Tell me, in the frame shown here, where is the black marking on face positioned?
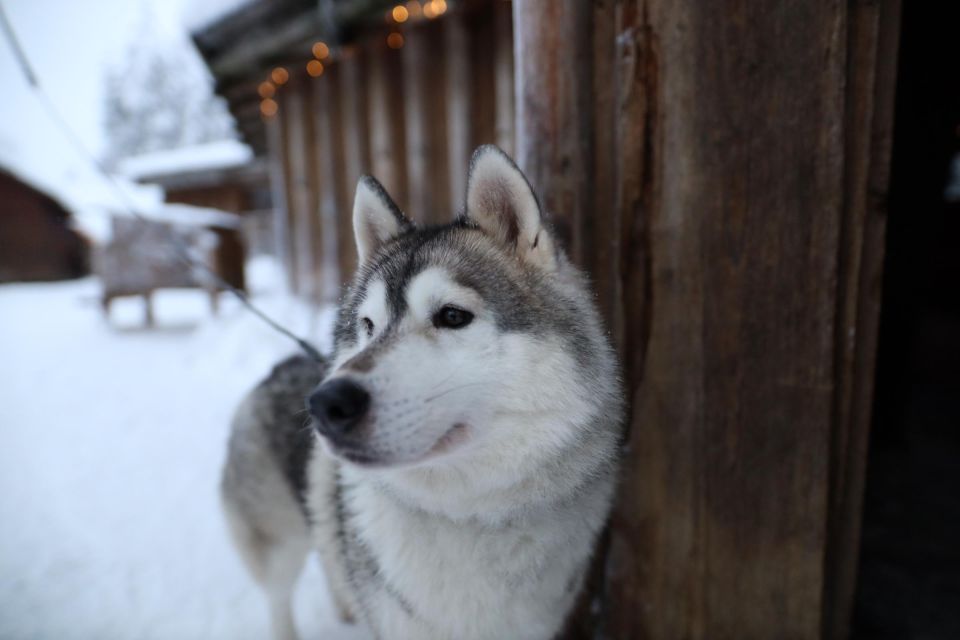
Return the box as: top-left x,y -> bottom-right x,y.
334,220 -> 595,370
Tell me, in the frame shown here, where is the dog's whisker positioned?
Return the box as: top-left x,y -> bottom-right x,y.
423,382 -> 487,404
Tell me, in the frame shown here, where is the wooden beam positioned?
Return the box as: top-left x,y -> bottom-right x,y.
280,75 -> 319,300
493,0 -> 515,156
313,62 -> 354,294
367,41 -> 409,209
445,4 -> 497,205
822,1 -> 902,637
337,49 -> 370,278
513,0 -> 593,264
402,20 -> 451,224
269,96 -> 300,293
513,0 -> 901,637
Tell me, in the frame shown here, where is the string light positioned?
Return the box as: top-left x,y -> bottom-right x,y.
256,0 -> 459,101
392,5 -> 409,22
257,81 -> 275,99
423,0 -> 446,18
387,31 -> 405,49
270,67 -> 289,85
260,98 -> 278,118
312,41 -> 330,59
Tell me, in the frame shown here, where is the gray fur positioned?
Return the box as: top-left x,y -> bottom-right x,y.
222,146 -> 624,640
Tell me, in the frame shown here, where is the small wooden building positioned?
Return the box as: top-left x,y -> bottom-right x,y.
197,0 -> 907,638
120,142 -> 274,291
0,169 -> 90,283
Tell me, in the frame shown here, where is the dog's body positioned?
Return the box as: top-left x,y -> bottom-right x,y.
222,147 -> 624,640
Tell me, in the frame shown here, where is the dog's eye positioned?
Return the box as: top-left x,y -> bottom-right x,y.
361,317 -> 374,337
434,305 -> 473,330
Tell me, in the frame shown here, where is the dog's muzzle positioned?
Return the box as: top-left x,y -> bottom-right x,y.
307,377 -> 371,440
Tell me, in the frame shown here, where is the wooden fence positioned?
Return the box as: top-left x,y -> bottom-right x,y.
262,0 -> 902,637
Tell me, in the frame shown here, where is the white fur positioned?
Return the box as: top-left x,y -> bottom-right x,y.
465,146 -> 557,271
309,266 -> 617,639
353,178 -> 406,264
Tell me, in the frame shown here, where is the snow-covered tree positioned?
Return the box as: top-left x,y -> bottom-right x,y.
102,22 -> 235,165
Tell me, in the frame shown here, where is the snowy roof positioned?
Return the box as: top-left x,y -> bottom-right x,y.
114,202 -> 241,230
117,139 -> 254,181
183,0 -> 260,32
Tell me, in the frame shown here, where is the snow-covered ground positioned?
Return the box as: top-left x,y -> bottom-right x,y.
0,258 -> 368,640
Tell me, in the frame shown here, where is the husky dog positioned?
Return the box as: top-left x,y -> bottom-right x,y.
222,146 -> 624,640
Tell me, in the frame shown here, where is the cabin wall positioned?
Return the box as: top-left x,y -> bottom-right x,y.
260,0 -> 900,636
513,1 -> 901,638
267,0 -> 514,300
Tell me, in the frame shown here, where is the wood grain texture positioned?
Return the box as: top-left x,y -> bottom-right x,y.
514,0 -> 900,637
402,20 -> 451,224
282,75 -> 320,301
367,43 -> 409,210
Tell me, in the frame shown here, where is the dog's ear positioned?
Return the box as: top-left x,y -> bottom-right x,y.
464,145 -> 556,270
353,176 -> 413,264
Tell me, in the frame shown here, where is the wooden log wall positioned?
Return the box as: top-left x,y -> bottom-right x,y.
265,0 -> 900,636
269,0 -> 514,299
514,1 -> 901,639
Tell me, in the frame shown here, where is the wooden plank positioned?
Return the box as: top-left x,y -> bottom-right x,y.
310,73 -> 340,302
822,1 -> 901,638
367,41 -> 409,209
493,0 -> 515,155
313,62 -> 354,294
272,90 -> 299,293
337,50 -> 370,279
402,20 -> 451,224
513,0 -> 593,263
445,4 -> 498,208
264,112 -> 292,286
300,76 -> 324,303
444,13 -> 471,205
514,0 -> 900,637
281,75 -> 318,300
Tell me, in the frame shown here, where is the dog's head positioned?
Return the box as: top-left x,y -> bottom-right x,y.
307,146 -> 606,471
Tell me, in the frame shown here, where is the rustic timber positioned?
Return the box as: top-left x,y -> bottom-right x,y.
492,0 -> 515,156
822,1 -> 902,638
513,0 -> 901,638
402,19 -> 451,223
366,42 -> 409,209
280,74 -> 319,300
312,63 -> 351,295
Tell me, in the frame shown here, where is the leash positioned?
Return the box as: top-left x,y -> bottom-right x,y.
0,3 -> 323,362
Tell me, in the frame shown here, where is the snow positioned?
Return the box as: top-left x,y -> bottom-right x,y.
0,257 -> 369,640
129,202 -> 241,230
117,140 -> 254,182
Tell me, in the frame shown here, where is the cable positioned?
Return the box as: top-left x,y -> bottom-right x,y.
0,2 -> 322,362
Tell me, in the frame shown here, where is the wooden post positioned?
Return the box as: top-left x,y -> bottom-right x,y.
513,0 -> 593,264
313,62 -> 354,294
341,51 -> 372,187
493,0 -> 515,156
445,3 -> 497,204
821,1 -> 901,638
265,105 -> 296,293
281,75 -> 319,300
402,20 -> 451,224
513,0 -> 901,637
367,42 -> 409,209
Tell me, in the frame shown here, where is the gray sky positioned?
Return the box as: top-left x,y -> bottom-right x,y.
0,0 -> 205,185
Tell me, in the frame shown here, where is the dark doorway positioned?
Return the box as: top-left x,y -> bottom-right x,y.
852,2 -> 960,638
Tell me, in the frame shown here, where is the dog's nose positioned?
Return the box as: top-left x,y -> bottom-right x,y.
307,378 -> 371,437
